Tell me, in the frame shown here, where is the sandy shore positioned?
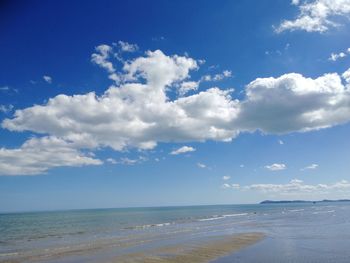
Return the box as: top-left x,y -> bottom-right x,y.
112,232 -> 265,263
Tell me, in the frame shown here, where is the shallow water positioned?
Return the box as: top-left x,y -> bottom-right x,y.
214,202 -> 350,263
1,202 -> 350,262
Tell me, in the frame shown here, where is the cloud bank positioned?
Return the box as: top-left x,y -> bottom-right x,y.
1,42 -> 350,175
222,179 -> 350,195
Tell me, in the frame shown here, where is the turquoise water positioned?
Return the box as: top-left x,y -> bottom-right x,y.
1,202 -> 350,262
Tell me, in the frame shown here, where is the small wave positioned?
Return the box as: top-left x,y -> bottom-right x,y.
198,213 -> 248,222
123,222 -> 172,230
312,210 -> 335,214
288,209 -> 304,212
198,216 -> 225,222
124,213 -> 249,229
154,223 -> 171,227
222,213 -> 248,217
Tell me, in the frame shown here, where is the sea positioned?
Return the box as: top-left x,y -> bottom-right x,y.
1,202 -> 350,262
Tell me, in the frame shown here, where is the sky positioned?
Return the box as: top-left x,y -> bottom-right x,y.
1,0 -> 350,212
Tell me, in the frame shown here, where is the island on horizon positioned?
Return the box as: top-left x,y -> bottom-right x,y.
260,199 -> 350,204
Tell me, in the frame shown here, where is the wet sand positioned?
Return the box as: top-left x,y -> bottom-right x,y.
112,232 -> 265,263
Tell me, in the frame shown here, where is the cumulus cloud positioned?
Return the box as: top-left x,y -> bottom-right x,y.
237,72 -> 350,134
117,41 -> 139,52
170,146 -> 196,155
3,50 -> 238,153
178,81 -> 199,96
178,70 -> 232,96
0,136 -> 102,176
2,43 -> 350,175
265,163 -> 286,171
222,175 -> 231,180
343,68 -> 350,84
122,50 -> 198,88
276,0 -> 350,33
91,44 -> 115,73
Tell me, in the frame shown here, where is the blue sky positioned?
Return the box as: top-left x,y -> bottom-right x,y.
1,0 -> 350,212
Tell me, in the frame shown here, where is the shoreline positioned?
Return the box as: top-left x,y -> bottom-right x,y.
111,232 -> 265,263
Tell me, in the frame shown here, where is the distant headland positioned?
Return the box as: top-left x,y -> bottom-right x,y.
260,199 -> 350,204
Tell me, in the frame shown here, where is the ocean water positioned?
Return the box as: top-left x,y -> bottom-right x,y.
1,202 -> 350,262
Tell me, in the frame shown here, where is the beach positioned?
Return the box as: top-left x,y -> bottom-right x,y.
0,232 -> 264,263
111,233 -> 264,263
1,202 -> 350,262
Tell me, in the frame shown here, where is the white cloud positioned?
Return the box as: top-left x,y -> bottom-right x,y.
178,81 -> 199,96
222,175 -> 231,180
342,68 -> 350,85
197,162 -> 207,168
329,52 -> 347,61
237,72 -> 350,134
243,179 -> 350,194
106,156 -> 144,165
123,50 -> 198,88
213,70 -> 232,81
301,163 -> 319,170
91,44 -> 115,73
117,41 -> 139,52
276,0 -> 350,33
178,69 -> 232,96
0,104 -> 13,114
278,139 -> 284,145
170,146 -> 196,155
2,44 -> 350,175
222,183 -> 240,189
265,163 -> 286,171
43,75 -> 52,84
0,136 -> 102,176
201,70 -> 232,82
3,49 -> 239,154
329,47 -> 350,61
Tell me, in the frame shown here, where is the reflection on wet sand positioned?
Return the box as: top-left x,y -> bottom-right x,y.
113,232 -> 265,263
